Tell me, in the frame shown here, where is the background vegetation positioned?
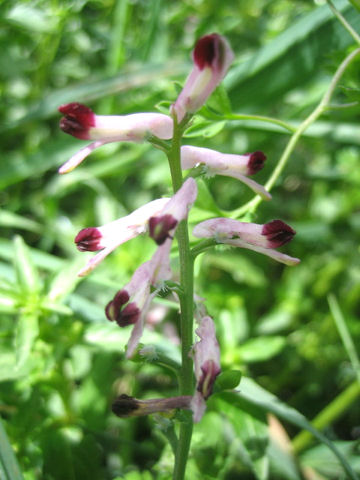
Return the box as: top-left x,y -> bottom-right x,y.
1,0 -> 360,479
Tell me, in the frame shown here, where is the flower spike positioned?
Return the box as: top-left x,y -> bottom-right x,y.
181,146 -> 271,200
191,316 -> 221,422
172,34 -> 234,122
105,239 -> 173,358
193,218 -> 300,266
58,103 -> 173,173
75,198 -> 170,277
149,178 -> 198,245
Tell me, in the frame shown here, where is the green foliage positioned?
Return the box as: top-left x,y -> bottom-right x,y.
1,0 -> 360,479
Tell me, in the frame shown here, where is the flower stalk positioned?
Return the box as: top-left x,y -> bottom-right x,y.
166,113 -> 195,480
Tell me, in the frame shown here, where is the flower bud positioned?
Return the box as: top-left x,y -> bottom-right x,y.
172,34 -> 234,122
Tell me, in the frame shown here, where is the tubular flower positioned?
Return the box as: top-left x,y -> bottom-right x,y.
172,34 -> 234,122
181,145 -> 271,200
58,103 -> 173,173
75,198 -> 170,277
149,177 -> 198,245
112,394 -> 192,418
191,316 -> 221,422
105,238 -> 172,358
193,218 -> 300,266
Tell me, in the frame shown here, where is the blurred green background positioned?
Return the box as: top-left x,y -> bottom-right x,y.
1,0 -> 360,479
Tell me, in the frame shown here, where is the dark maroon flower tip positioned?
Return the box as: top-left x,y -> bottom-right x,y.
193,33 -> 220,70
262,220 -> 296,248
149,214 -> 178,245
197,359 -> 221,400
75,227 -> 102,252
105,290 -> 139,327
247,151 -> 267,175
117,303 -> 140,327
105,290 -> 129,321
58,102 -> 95,140
112,394 -> 139,417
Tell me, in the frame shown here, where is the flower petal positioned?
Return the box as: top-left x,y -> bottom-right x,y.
172,34 -> 234,122
58,140 -> 107,174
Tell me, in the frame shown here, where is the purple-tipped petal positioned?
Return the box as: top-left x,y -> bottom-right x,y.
193,218 -> 300,266
149,214 -> 178,245
75,227 -> 103,252
75,198 -> 170,276
191,316 -> 221,422
172,34 -> 234,122
148,178 -> 197,244
105,239 -> 173,359
58,103 -> 173,173
181,146 -> 270,200
105,290 -> 141,327
59,103 -> 95,140
262,220 -> 296,248
197,359 -> 221,400
247,151 -> 267,175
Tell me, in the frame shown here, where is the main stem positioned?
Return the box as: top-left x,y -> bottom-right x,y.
167,117 -> 194,480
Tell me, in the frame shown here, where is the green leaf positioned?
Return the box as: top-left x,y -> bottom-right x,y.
183,117 -> 226,138
0,210 -> 42,234
214,369 -> 242,391
134,343 -> 181,374
220,377 -> 359,480
236,336 -> 287,363
3,63 -> 188,131
300,440 -> 360,478
268,436 -> 302,480
0,418 -> 24,480
339,86 -> 360,103
225,0 -> 360,109
15,313 -> 39,370
204,84 -> 233,115
216,398 -> 269,480
13,236 -> 40,294
47,259 -> 84,302
192,179 -> 224,216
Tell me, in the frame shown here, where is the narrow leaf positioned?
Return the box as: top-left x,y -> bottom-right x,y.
0,418 -> 24,480
13,236 -> 40,293
15,313 -> 39,370
220,377 -> 359,480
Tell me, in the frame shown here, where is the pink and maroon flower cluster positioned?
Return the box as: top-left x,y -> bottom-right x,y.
58,33 -> 299,422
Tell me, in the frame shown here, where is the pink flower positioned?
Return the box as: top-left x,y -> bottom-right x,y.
191,316 -> 221,422
172,34 -> 234,122
149,178 -> 198,245
181,145 -> 271,200
105,239 -> 172,358
193,218 -> 300,266
75,198 -> 170,277
58,103 -> 173,173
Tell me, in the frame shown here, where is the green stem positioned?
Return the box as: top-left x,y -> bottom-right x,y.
292,380 -> 360,453
326,0 -> 360,46
191,239 -> 217,258
225,113 -> 296,133
328,294 -> 360,384
167,116 -> 194,480
230,47 -> 360,219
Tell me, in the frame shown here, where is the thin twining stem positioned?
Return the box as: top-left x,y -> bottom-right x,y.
230,47 -> 360,219
224,113 -> 296,133
326,0 -> 360,46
